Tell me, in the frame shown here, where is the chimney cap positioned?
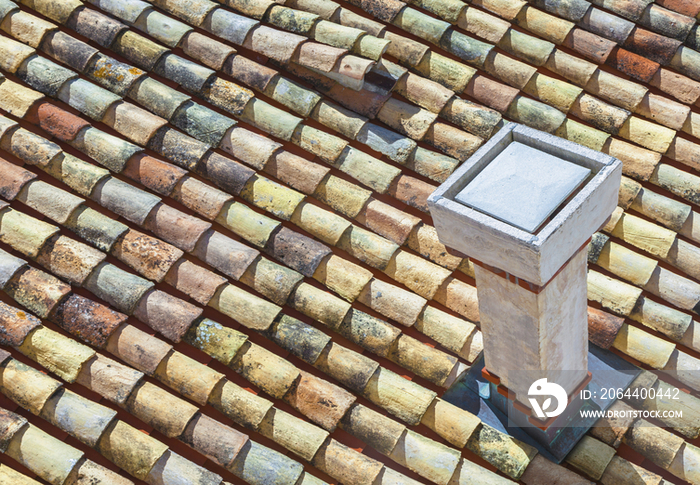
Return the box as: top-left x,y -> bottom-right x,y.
428,123 -> 622,285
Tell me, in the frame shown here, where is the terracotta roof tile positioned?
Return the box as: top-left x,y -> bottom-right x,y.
191,229 -> 258,280
181,32 -> 234,71
515,5 -> 574,45
229,440 -> 304,485
0,10 -> 57,48
152,0 -> 218,26
636,92 -> 691,131
606,48 -> 660,83
440,29 -> 493,69
564,27 -> 617,63
640,3 -> 695,41
57,78 -> 122,121
84,261 -> 155,314
625,26 -> 683,64
91,0 -> 151,24
133,10 -> 193,48
163,259 -> 225,305
0,35 -> 34,73
457,6 -> 509,43
652,67 -> 700,105
182,412 -> 248,467
0,79 -> 45,118
40,31 -> 98,74
585,69 -> 648,111
313,438 -> 384,485
66,6 -> 125,47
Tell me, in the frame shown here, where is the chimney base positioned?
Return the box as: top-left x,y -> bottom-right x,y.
443,346 -> 641,463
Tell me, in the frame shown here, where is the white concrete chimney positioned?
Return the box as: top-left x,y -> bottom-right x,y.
428,124 -> 622,423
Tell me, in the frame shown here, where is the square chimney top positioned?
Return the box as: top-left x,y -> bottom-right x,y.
428,123 -> 622,286
454,142 -> 591,234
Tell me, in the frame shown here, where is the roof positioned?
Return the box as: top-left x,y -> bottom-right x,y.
0,0 -> 697,483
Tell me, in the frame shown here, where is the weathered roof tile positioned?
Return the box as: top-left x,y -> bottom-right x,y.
70,127 -> 142,173
0,211 -> 59,261
91,177 -> 160,225
155,349 -> 224,404
7,424 -> 84,484
471,0 -> 525,19
90,0 -> 151,24
126,381 -> 198,438
147,450 -> 223,485
204,8 -> 259,45
292,124 -> 348,162
152,0 -> 217,26
17,55 -> 78,98
182,412 -> 248,468
239,257 -> 303,305
64,206 -> 128,252
210,283 -> 282,330
97,420 -> 168,480
112,29 -> 170,71
102,101 -> 168,146
40,31 -> 97,74
133,9 -> 193,48
220,126 -> 281,170
378,98 -> 438,140
123,154 -> 187,196
618,116 -> 676,153
484,51 -> 537,89
181,32 -> 235,70
0,35 -> 35,73
0,298 -> 41,348
238,98 -> 302,142
84,53 -> 145,96
243,25 -> 306,63
268,314 -> 331,364
390,429 -> 461,485
147,127 -> 207,171
41,389 -> 116,449
17,325 -> 95,382
230,440 -> 304,485
0,408 -> 27,454
264,226 -> 332,276
35,234 -> 105,285
216,201 -> 279,248
209,379 -> 272,431
84,262 -> 154,314
66,7 -> 127,47
406,147 -> 459,183
0,159 -> 35,202
650,68 -> 700,104
289,282 -> 352,327
192,229 -> 258,280
515,5 -> 574,44
555,118 -> 610,151
358,278 -> 426,325
0,79 -> 45,118
569,93 -> 630,135
425,121 -> 483,161
564,27 -> 617,63
163,259 -> 226,305
338,308 -> 400,356
184,319 -> 247,368
498,28 -> 555,66
637,92 -> 691,131
440,30 -> 493,69
112,228 -> 183,282
465,74 -> 519,113
232,341 -> 299,398
362,367 -> 437,424
457,7 -> 509,43
382,30 -> 429,66
57,78 -> 122,121
641,4 -> 695,41
1,10 -> 57,48
355,123 -> 417,165
523,72 -> 583,113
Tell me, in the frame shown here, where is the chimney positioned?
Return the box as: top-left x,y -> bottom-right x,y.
428,124 -> 622,426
